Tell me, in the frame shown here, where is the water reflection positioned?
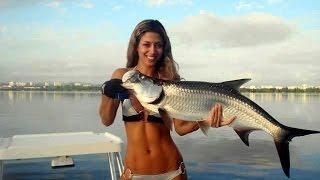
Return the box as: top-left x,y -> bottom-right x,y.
243,92 -> 320,104
0,91 -> 106,138
175,133 -> 320,179
4,155 -> 111,180
1,91 -> 320,179
1,91 -> 100,105
2,91 -> 319,105
176,135 -> 320,168
177,137 -> 283,167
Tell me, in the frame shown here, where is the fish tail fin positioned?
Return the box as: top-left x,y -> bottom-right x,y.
284,126 -> 320,139
274,139 -> 290,177
275,126 -> 320,177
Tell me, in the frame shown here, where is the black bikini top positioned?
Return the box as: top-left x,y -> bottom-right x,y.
121,99 -> 163,123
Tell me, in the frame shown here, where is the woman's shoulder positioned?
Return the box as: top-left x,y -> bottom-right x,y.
111,68 -> 130,79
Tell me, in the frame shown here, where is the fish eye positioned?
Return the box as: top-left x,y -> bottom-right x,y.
138,73 -> 146,79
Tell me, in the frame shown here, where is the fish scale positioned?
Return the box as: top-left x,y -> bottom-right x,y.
161,82 -> 269,130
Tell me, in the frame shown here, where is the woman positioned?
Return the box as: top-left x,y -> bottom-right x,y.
99,19 -> 236,180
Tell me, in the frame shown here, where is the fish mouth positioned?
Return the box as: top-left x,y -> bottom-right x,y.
121,82 -> 133,90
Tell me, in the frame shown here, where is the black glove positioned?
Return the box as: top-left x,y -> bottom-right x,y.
101,79 -> 129,100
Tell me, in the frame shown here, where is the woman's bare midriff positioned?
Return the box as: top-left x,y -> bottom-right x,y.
124,120 -> 183,175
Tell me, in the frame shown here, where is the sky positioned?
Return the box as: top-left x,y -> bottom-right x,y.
0,0 -> 319,86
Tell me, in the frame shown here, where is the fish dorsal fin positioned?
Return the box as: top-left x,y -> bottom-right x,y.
221,79 -> 251,92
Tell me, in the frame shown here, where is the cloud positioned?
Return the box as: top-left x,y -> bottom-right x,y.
234,1 -> 264,11
147,0 -> 166,6
170,11 -> 294,48
78,1 -> 94,9
112,5 -> 123,11
44,0 -> 67,13
266,0 -> 284,5
0,0 -> 41,9
235,1 -> 252,10
1,8 -> 319,86
0,0 -> 70,14
172,34 -> 320,86
0,41 -> 127,83
46,1 -> 60,8
168,12 -> 320,86
312,10 -> 320,16
0,25 -> 7,33
0,0 -> 93,11
139,0 -> 192,7
0,23 -> 126,83
234,0 -> 285,11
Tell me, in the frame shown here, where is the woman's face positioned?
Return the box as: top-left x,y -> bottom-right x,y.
136,32 -> 164,68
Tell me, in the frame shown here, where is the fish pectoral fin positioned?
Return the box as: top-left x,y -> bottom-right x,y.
234,129 -> 253,146
158,108 -> 173,131
197,121 -> 210,136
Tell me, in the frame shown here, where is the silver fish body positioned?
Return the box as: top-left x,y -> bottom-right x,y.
143,81 -> 281,136
122,70 -> 319,177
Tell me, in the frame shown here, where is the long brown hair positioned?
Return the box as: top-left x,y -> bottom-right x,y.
126,19 -> 180,80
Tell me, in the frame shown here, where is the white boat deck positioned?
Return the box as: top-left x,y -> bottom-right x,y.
0,132 -> 124,180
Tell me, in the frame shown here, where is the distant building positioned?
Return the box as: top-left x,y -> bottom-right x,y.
8,82 -> 15,86
44,82 -> 50,86
247,85 -> 256,89
288,86 -> 297,90
260,85 -> 273,89
16,82 -> 26,86
24,87 -> 40,89
53,82 -> 62,86
300,84 -> 309,90
0,85 -> 12,89
74,82 -> 82,86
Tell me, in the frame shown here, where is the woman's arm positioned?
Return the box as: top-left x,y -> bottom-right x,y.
99,68 -> 127,126
99,96 -> 120,126
173,104 -> 236,136
173,119 -> 200,136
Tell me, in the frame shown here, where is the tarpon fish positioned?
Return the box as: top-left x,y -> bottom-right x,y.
121,70 -> 319,177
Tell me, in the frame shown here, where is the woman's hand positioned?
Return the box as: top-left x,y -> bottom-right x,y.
129,92 -> 145,113
204,103 -> 236,128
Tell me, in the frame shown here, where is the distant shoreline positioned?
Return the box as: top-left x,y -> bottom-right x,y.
240,88 -> 320,93
0,88 -> 320,93
0,86 -> 100,92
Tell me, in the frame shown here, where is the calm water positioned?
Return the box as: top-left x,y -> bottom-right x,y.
1,91 -> 320,179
